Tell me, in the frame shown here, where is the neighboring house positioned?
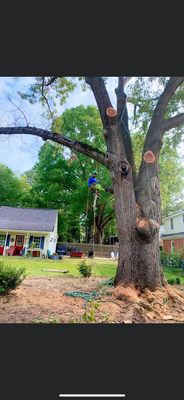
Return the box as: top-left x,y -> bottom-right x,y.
161,211 -> 184,253
0,206 -> 58,257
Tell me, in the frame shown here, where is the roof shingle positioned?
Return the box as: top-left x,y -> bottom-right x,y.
0,206 -> 57,232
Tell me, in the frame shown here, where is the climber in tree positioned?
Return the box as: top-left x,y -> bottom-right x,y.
87,170 -> 105,197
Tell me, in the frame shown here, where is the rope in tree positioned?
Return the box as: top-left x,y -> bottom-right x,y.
85,188 -> 90,242
85,188 -> 98,251
92,193 -> 98,253
145,162 -> 155,219
144,151 -> 156,220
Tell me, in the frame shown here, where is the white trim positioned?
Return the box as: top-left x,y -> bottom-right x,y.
0,229 -> 50,234
162,235 -> 184,240
171,240 -> 175,252
162,211 -> 184,220
2,232 -> 8,256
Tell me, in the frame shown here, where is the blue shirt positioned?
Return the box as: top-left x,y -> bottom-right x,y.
88,177 -> 98,187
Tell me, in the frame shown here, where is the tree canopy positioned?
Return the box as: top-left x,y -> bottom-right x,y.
1,76 -> 184,289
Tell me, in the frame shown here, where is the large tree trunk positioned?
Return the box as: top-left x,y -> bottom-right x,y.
107,123 -> 162,290
115,232 -> 162,290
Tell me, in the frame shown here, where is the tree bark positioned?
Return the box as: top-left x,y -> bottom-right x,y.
94,228 -> 103,244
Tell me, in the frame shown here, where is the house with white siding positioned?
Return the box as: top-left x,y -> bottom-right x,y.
0,206 -> 58,257
160,211 -> 184,253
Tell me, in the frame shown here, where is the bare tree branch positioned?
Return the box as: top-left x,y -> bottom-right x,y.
101,212 -> 115,228
123,77 -> 132,87
142,77 -> 184,154
161,112 -> 184,132
153,77 -> 184,120
7,96 -> 29,126
45,77 -> 58,86
116,78 -> 127,116
41,77 -> 54,119
85,77 -> 112,127
136,77 -> 184,218
0,126 -> 107,167
117,77 -> 132,90
115,77 -> 137,184
105,187 -> 114,194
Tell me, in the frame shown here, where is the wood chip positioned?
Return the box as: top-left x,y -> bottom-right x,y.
146,312 -> 155,320
163,315 -> 173,320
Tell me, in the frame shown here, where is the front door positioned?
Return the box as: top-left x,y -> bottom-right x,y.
15,235 -> 25,254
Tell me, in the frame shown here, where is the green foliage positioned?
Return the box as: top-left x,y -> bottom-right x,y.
70,301 -> 110,323
70,301 -> 99,323
82,301 -> 99,322
0,164 -> 24,206
167,277 -> 181,285
127,77 -> 184,133
77,260 -> 93,278
18,77 -> 76,119
160,251 -> 183,269
58,105 -> 105,151
32,316 -> 60,323
167,278 -> 175,285
22,106 -> 114,242
0,261 -> 26,294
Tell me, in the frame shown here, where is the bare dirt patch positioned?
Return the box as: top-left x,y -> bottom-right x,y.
1,277 -> 184,323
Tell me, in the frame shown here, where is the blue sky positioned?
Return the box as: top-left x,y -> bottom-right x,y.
0,77 -> 183,175
0,77 -> 118,174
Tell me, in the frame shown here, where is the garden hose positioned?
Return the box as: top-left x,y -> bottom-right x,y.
64,290 -> 102,301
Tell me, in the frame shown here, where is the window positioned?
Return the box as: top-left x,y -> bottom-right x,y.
0,235 -> 6,246
170,218 -> 174,230
32,237 -> 41,248
171,241 -> 175,252
16,236 -> 24,246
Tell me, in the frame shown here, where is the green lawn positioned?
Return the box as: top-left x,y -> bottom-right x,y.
163,267 -> 184,284
0,256 -> 117,278
1,256 -> 184,283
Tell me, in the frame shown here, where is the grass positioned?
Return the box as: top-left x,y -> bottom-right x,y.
163,267 -> 184,284
1,256 -> 184,284
0,256 -> 117,278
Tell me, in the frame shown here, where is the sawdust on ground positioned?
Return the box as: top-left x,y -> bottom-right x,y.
1,276 -> 184,323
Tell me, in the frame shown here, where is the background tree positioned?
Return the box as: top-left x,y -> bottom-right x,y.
1,76 -> 184,290
22,106 -> 114,243
0,164 -> 25,206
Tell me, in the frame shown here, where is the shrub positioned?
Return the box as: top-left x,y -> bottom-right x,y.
175,277 -> 181,285
77,260 -> 93,278
167,278 -> 175,285
0,261 -> 26,295
160,251 -> 183,269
